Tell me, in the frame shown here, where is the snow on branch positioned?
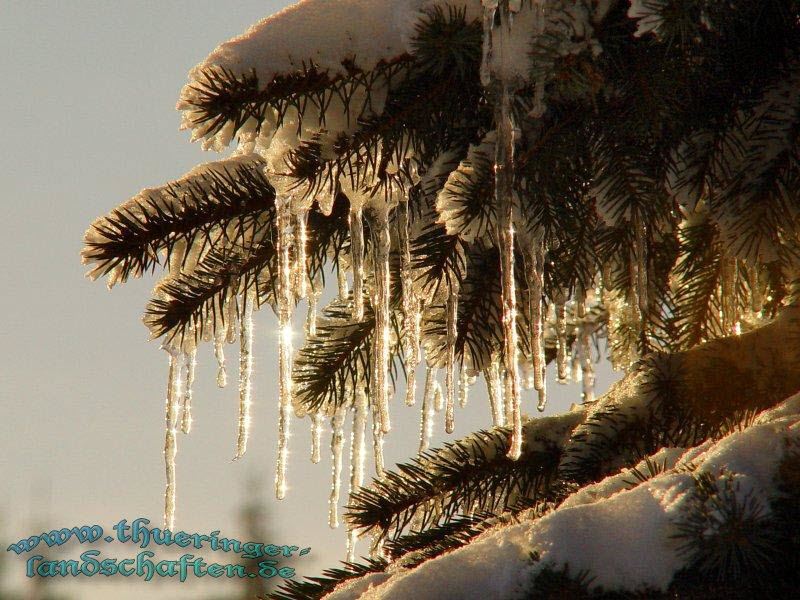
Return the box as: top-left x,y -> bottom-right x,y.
324,392 -> 800,599
177,0 -> 482,149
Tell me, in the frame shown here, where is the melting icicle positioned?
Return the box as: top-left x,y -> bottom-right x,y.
337,264 -> 350,300
235,294 -> 254,459
401,197 -> 422,407
163,348 -> 182,530
576,295 -> 595,404
349,204 -> 365,321
445,280 -> 459,433
346,530 -> 358,563
555,298 -> 568,383
480,1 -> 498,87
372,209 -> 392,434
527,244 -> 547,411
371,407 -> 385,478
486,354 -> 505,426
310,411 -> 324,464
294,209 -> 309,299
225,289 -> 237,345
180,349 -> 196,434
275,198 -> 295,500
433,380 -> 445,413
484,0 -> 522,459
350,386 -> 368,493
346,386 -> 368,561
214,335 -> 227,388
458,368 -> 470,408
328,408 -> 346,528
419,368 -> 436,453
570,345 -> 580,382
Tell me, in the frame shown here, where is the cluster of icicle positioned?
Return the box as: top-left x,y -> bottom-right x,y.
158,0 -> 619,555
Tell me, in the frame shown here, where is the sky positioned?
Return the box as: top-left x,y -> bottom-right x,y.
0,2 -> 619,599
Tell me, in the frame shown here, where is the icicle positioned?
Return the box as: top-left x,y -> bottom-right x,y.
419,368 -> 436,453
445,280 -> 459,433
225,289 -> 237,345
555,298 -> 568,383
401,197 -> 422,407
570,345 -> 581,382
294,209 -> 309,299
458,368 -> 470,408
576,296 -> 595,404
275,197 -> 295,500
214,335 -> 227,388
235,294 -> 254,459
345,385 -> 368,558
350,386 -> 368,494
349,204 -> 365,321
480,1 -> 498,87
527,244 -> 547,412
371,209 -> 392,434
486,353 -> 505,426
371,407 -> 385,478
502,364 -> 514,428
433,380 -> 445,413
346,530 -> 358,563
328,408 -> 346,528
163,348 -> 182,530
337,263 -> 350,300
310,411 -> 324,464
180,349 -> 196,434
484,0 -> 522,459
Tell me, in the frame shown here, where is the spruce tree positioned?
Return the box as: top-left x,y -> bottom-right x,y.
83,1 -> 800,597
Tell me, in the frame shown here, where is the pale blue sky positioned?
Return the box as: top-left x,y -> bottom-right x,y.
0,3 -> 618,599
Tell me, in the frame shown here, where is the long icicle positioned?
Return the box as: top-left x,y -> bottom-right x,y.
310,411 -> 324,464
295,209 -> 309,299
337,263 -> 350,300
214,334 -> 227,388
349,204 -> 365,321
555,296 -> 568,383
235,294 -> 254,459
445,279 -> 459,433
487,1 -> 522,460
180,349 -> 196,434
528,243 -> 547,411
163,348 -> 183,530
371,405 -> 385,478
276,197 -> 294,500
458,367 -> 470,408
347,385 -> 368,559
401,197 -> 422,407
576,295 -> 595,403
419,367 -> 436,453
328,407 -> 346,528
372,208 -> 392,434
486,352 -> 505,425
225,288 -> 237,345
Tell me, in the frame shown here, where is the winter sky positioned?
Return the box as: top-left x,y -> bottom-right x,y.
0,2 -> 618,599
